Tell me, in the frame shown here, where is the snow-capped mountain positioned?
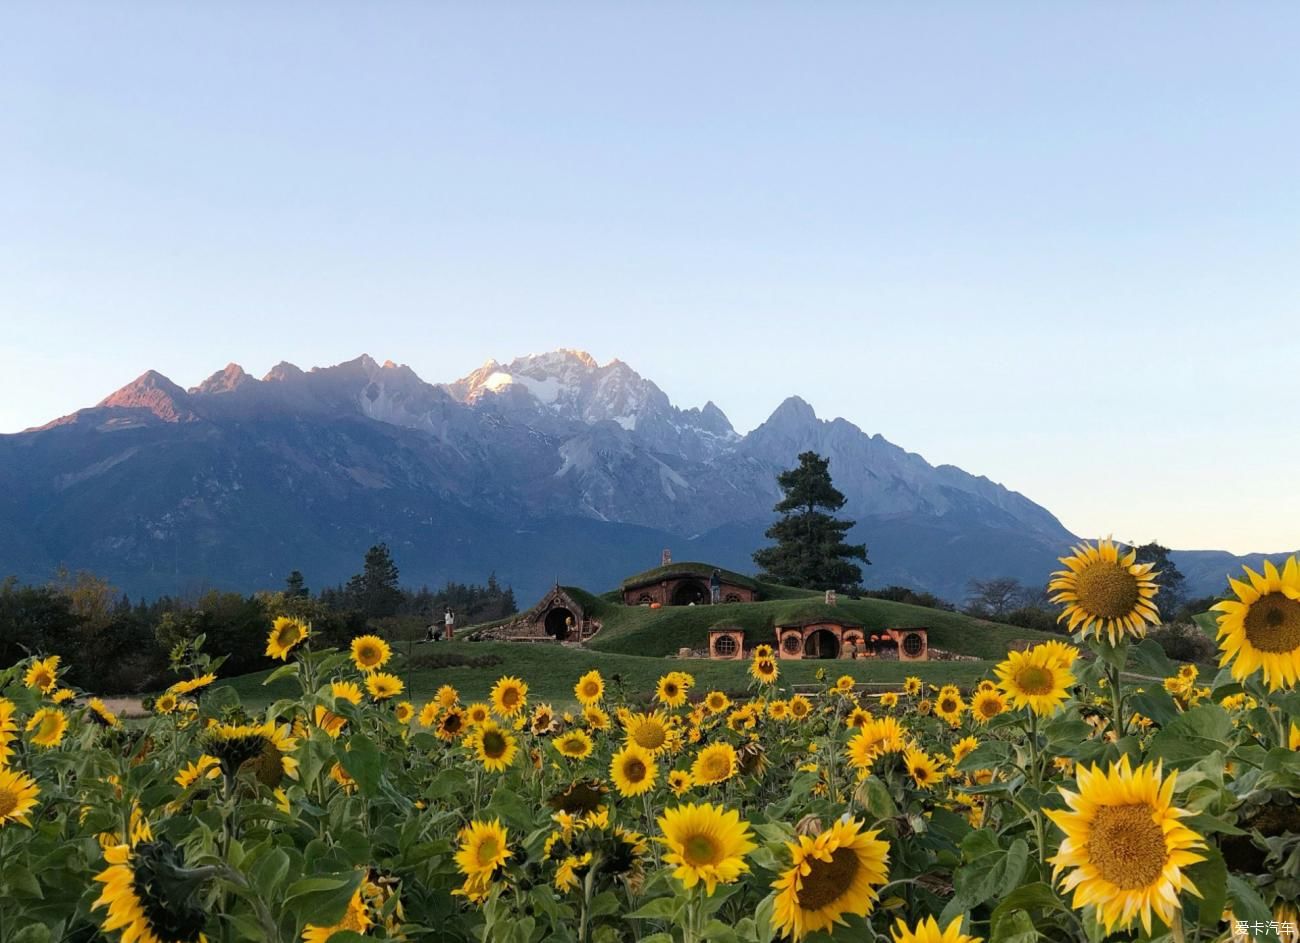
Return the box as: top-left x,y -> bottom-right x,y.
1,349 -> 1269,602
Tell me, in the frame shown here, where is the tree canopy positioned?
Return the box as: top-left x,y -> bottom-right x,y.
752,451 -> 869,593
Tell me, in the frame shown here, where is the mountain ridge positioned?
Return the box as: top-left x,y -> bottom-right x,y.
4,350 -> 1284,604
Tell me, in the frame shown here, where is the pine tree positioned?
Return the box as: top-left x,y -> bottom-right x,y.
345,544 -> 402,619
284,570 -> 308,598
752,451 -> 869,592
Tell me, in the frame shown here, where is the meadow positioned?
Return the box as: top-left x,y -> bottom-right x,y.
0,541 -> 1296,943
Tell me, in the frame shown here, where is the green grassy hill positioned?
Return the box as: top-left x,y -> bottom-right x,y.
216,580 -> 1058,712
557,589 -> 1057,660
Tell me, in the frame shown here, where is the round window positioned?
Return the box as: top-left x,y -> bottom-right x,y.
714,635 -> 737,656
902,632 -> 924,657
782,633 -> 802,654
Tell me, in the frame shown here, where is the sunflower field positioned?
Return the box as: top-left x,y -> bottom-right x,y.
0,542 -> 1298,943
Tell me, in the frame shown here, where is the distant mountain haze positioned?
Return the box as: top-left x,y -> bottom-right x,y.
3,350 -> 1287,606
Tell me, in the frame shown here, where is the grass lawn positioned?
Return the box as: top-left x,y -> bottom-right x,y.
219,640 -> 996,712
582,594 -> 1058,660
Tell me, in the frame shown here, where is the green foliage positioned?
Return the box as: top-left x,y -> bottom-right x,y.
752,452 -> 868,593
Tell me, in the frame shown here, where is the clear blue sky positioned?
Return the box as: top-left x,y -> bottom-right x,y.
2,3 -> 1297,554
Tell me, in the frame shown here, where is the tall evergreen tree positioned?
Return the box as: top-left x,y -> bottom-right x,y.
284,570 -> 308,598
345,544 -> 402,619
752,451 -> 869,592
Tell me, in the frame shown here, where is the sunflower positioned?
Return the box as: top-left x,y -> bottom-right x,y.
464,702 -> 492,726
52,687 -> 76,704
700,691 -> 730,716
657,802 -> 756,895
530,703 -> 557,735
202,722 -> 272,777
995,647 -> 1074,716
788,695 -> 813,720
1049,539 -> 1161,644
417,701 -> 440,728
240,723 -> 300,788
93,841 -> 209,943
87,698 -> 122,729
1046,755 -> 1206,934
903,677 -> 923,697
846,707 -> 872,730
611,743 -> 658,797
312,705 -> 347,739
554,851 -> 594,893
154,693 -> 181,715
691,742 -> 737,786
265,616 -> 310,661
436,707 -> 466,741
394,701 -> 415,725
970,689 -> 1007,725
668,769 -> 693,796
350,634 -> 391,673
434,683 -> 459,709
951,736 -> 979,765
331,680 -> 363,705
167,673 -> 217,697
656,672 -> 690,708
767,699 -> 791,721
772,817 -> 891,941
302,882 -> 372,943
490,676 -> 529,717
174,755 -> 221,791
834,675 -> 856,695
624,711 -> 670,753
889,916 -> 982,943
23,655 -> 60,693
753,644 -> 774,659
455,819 -> 511,883
365,672 -> 403,701
935,691 -> 965,726
751,657 -> 779,684
0,767 -> 40,827
27,708 -> 67,748
583,705 -> 610,731
1213,556 -> 1300,691
0,698 -> 17,766
554,729 -> 594,760
879,692 -> 899,709
905,748 -> 943,789
471,722 -> 518,773
573,670 -> 604,706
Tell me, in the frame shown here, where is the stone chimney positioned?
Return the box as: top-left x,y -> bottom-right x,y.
825,589 -> 837,606
662,548 -> 672,566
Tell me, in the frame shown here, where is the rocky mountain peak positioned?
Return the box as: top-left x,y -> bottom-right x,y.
97,370 -> 195,422
192,363 -> 253,395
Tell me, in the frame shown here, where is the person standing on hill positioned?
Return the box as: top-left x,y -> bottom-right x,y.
710,568 -> 722,605
444,606 -> 455,640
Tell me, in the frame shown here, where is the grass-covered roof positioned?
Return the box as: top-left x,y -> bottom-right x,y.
620,561 -> 758,590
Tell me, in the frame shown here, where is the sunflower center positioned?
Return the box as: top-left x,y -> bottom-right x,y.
1087,803 -> 1168,890
798,845 -> 860,911
0,788 -> 16,818
476,838 -> 499,867
276,624 -> 300,647
1014,666 -> 1055,696
482,731 -> 507,758
358,645 -> 377,664
633,724 -> 666,750
683,834 -> 719,866
582,683 -> 599,698
703,755 -> 730,780
1243,593 -> 1300,653
940,698 -> 958,713
502,689 -> 520,708
624,759 -> 647,782
443,715 -> 463,735
1073,562 -> 1141,619
977,698 -> 1000,718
